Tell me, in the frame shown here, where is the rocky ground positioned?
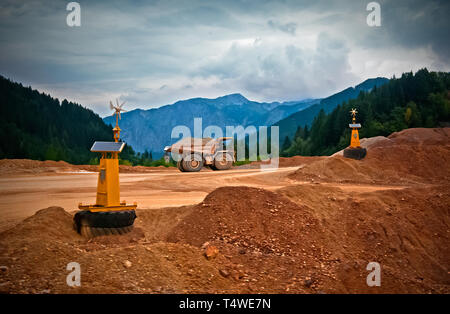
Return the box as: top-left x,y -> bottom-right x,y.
0,127 -> 448,294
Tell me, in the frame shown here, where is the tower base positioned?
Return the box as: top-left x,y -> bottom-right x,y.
73,209 -> 137,238
343,147 -> 367,160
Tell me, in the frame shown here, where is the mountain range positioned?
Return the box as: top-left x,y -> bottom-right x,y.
103,94 -> 319,155
3,69 -> 445,165
104,78 -> 388,155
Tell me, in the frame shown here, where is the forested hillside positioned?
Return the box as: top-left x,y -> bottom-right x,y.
0,76 -> 140,164
282,69 -> 450,156
274,77 -> 388,141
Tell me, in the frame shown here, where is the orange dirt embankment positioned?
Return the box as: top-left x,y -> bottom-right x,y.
0,206 -> 238,294
290,127 -> 450,184
2,182 -> 447,293
0,159 -> 175,175
167,187 -> 322,256
237,156 -> 325,169
166,184 -> 449,293
0,127 -> 448,294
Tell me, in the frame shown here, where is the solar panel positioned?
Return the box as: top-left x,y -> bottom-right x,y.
90,141 -> 126,152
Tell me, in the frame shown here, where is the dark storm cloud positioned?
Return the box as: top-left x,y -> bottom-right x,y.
0,0 -> 448,115
380,0 -> 449,63
339,0 -> 450,65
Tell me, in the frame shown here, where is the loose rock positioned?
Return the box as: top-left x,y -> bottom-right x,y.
204,245 -> 219,260
123,260 -> 132,268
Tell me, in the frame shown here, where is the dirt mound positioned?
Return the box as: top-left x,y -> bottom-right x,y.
0,206 -> 242,294
166,187 -> 336,293
0,181 -> 448,293
291,128 -> 450,184
0,206 -> 79,243
278,156 -> 326,167
78,164 -> 175,173
0,206 -> 147,247
332,136 -> 387,156
236,156 -> 324,169
0,207 -> 81,293
0,158 -> 176,175
167,184 -> 449,293
167,186 -> 322,256
0,159 -> 74,174
278,183 -> 450,293
387,127 -> 450,145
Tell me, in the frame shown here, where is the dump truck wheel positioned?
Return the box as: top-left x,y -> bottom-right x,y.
182,153 -> 203,172
343,147 -> 367,160
214,152 -> 233,170
177,160 -> 185,172
73,210 -> 136,238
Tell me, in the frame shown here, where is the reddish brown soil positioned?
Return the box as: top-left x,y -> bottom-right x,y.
0,207 -> 238,294
167,187 -> 322,256
165,184 -> 449,293
1,183 -> 447,293
237,156 -> 325,169
278,184 -> 450,293
0,159 -> 175,175
290,128 -> 450,184
0,127 -> 448,294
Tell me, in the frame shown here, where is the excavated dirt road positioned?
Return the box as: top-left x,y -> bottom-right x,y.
0,166 -> 403,232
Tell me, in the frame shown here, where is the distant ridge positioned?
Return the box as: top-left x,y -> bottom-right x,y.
273,77 -> 389,140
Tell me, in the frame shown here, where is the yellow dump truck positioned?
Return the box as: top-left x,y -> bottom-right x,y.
164,137 -> 235,172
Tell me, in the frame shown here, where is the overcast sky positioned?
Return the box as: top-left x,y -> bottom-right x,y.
0,0 -> 449,116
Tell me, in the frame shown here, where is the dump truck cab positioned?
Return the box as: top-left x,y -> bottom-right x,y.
164,137 -> 235,172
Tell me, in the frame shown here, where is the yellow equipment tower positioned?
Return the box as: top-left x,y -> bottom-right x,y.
74,100 -> 137,237
349,108 -> 361,148
343,108 -> 367,160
